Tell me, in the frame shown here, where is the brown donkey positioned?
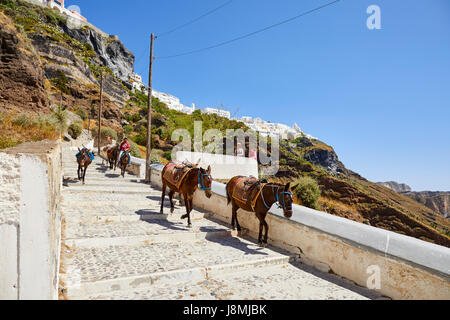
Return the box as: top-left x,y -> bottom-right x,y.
106,144 -> 119,170
76,147 -> 93,185
118,151 -> 130,177
160,161 -> 213,227
226,177 -> 293,247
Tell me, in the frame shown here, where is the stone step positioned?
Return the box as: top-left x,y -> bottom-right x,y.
80,261 -> 376,300
62,218 -> 229,242
61,192 -> 163,203
62,208 -> 211,224
63,186 -> 153,195
63,183 -> 151,191
64,177 -> 146,184
59,237 -> 294,299
63,229 -> 233,248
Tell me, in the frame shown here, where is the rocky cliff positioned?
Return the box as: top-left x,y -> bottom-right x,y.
0,0 -> 133,131
404,191 -> 450,219
0,12 -> 49,113
376,181 -> 412,193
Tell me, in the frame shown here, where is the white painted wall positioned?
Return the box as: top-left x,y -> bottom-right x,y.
0,141 -> 62,300
176,151 -> 258,179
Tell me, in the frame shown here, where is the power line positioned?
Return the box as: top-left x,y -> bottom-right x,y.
157,0 -> 340,60
158,0 -> 234,38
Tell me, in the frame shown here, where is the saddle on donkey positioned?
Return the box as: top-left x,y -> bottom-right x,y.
163,161 -> 196,189
232,176 -> 268,208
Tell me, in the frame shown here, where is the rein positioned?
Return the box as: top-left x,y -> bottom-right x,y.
197,169 -> 212,191
258,184 -> 293,210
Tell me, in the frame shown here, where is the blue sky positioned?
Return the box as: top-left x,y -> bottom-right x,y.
66,0 -> 450,191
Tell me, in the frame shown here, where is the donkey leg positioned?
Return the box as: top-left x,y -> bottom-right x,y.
232,203 -> 242,232
160,184 -> 166,214
181,193 -> 191,227
231,203 -> 238,230
82,167 -> 87,185
256,214 -> 264,246
263,220 -> 269,246
187,196 -> 194,227
168,190 -> 175,213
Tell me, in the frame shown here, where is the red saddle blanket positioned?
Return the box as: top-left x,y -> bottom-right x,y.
232,176 -> 265,208
163,162 -> 194,189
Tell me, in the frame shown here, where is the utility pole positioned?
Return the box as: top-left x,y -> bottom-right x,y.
145,33 -> 155,183
97,72 -> 103,155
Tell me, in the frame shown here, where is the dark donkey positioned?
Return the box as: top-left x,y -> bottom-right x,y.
160,161 -> 213,227
226,177 -> 293,247
106,144 -> 119,170
76,147 -> 93,185
118,151 -> 130,177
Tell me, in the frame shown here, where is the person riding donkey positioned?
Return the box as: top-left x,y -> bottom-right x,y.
118,136 -> 131,165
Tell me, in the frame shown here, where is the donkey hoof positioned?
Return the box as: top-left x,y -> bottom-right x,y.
187,223 -> 192,228
258,242 -> 267,248
181,214 -> 188,220
170,207 -> 175,214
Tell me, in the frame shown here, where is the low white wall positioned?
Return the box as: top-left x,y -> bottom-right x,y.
150,164 -> 450,300
0,140 -> 62,300
176,151 -> 258,179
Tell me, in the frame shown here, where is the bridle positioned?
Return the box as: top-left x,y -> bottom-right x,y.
259,184 -> 293,210
198,169 -> 212,191
77,148 -> 89,164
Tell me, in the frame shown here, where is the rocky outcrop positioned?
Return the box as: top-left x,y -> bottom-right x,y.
303,147 -> 346,175
30,33 -> 130,108
0,13 -> 49,113
62,26 -> 134,82
404,191 -> 450,219
377,181 -> 412,193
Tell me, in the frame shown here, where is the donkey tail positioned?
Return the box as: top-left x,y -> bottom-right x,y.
226,178 -> 235,206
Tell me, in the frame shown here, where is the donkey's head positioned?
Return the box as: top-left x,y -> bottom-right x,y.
198,165 -> 213,198
77,147 -> 90,166
279,182 -> 293,218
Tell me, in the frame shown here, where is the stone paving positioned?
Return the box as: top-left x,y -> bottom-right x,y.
59,146 -> 383,300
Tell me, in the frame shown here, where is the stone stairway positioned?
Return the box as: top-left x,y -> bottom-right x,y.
59,147 -> 382,300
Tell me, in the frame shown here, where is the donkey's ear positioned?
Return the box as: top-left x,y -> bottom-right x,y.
78,147 -> 81,152
285,182 -> 291,190
196,158 -> 201,165
207,165 -> 211,174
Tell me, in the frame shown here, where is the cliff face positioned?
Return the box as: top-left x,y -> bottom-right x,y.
376,181 -> 412,193
62,26 -> 134,83
405,192 -> 450,219
0,12 -> 49,113
0,0 -> 134,131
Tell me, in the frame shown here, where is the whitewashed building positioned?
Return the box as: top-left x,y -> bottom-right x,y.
202,108 -> 231,119
25,0 -> 88,22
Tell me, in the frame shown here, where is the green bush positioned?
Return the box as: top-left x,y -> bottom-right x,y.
50,105 -> 68,133
293,177 -> 321,210
68,122 -> 82,139
164,150 -> 172,161
75,108 -> 87,121
51,70 -> 70,95
132,132 -> 147,146
92,127 -> 118,142
12,114 -> 31,128
128,139 -> 141,158
0,0 -> 18,10
123,125 -> 133,135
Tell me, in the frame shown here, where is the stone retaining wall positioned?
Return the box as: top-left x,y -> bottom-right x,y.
150,164 -> 450,300
0,140 -> 62,299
